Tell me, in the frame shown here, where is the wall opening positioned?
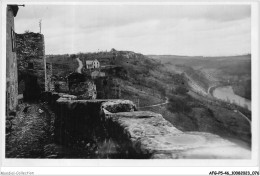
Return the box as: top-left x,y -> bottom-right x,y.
28,62 -> 34,69
19,73 -> 41,102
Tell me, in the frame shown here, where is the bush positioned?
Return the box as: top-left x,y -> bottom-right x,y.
24,30 -> 30,33
174,86 -> 189,95
167,96 -> 192,113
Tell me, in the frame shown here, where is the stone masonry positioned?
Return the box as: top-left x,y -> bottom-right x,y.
44,92 -> 251,159
15,32 -> 45,100
6,5 -> 19,113
46,62 -> 54,91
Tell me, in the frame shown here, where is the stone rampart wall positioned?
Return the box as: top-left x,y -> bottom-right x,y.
44,92 -> 251,159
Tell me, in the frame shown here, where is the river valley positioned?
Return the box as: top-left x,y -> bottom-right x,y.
213,86 -> 251,111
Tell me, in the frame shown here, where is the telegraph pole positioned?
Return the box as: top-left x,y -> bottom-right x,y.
39,19 -> 42,33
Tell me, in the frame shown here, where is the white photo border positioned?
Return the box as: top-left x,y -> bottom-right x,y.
0,0 -> 259,175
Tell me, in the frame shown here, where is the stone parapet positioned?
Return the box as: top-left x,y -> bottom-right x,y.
101,100 -> 251,159
44,92 -> 251,159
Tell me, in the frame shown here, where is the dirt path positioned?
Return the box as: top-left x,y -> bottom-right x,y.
5,102 -> 123,159
207,85 -> 214,94
234,110 -> 251,126
6,103 -> 52,158
139,97 -> 169,108
76,57 -> 83,73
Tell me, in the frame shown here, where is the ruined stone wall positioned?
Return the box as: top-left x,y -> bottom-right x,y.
6,5 -> 18,113
94,77 -> 121,99
41,92 -> 105,144
67,73 -> 97,99
16,32 -> 45,91
46,63 -> 54,91
15,32 -> 45,100
43,92 -> 250,159
70,81 -> 97,99
54,81 -> 69,93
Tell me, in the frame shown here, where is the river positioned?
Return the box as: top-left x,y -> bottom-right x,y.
212,86 -> 251,111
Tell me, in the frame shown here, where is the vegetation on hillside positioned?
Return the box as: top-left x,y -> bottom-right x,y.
47,50 -> 251,146
233,79 -> 251,100
149,54 -> 251,100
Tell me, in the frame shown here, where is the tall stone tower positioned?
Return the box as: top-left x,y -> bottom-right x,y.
15,32 -> 45,100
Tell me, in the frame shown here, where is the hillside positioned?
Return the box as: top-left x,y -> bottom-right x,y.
47,50 -> 183,106
47,50 -> 251,147
149,54 -> 251,99
148,54 -> 251,79
148,54 -> 250,68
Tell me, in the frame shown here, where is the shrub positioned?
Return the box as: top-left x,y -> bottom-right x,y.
174,86 -> 189,95
167,96 -> 192,114
24,30 -> 30,33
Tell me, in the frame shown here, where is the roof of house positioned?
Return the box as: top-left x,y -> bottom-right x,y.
86,59 -> 100,65
86,60 -> 93,65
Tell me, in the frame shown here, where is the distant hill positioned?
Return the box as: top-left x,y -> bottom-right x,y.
148,54 -> 251,72
148,54 -> 251,99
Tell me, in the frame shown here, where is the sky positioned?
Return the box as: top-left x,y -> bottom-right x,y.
14,5 -> 251,56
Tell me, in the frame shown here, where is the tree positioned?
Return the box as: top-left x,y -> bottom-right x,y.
174,86 -> 189,95
70,54 -> 76,59
24,30 -> 30,33
167,96 -> 191,114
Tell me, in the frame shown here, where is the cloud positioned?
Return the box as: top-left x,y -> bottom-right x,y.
14,4 -> 251,56
16,5 -> 250,29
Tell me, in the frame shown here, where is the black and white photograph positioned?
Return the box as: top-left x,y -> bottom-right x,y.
1,0 -> 260,175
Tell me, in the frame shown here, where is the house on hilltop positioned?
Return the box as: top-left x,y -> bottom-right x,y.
86,59 -> 100,69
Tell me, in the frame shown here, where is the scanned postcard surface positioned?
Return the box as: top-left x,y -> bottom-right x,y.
1,0 -> 259,175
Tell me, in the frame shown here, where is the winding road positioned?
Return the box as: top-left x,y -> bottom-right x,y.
76,58 -> 83,73
234,110 -> 251,126
138,97 -> 169,109
207,85 -> 215,95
